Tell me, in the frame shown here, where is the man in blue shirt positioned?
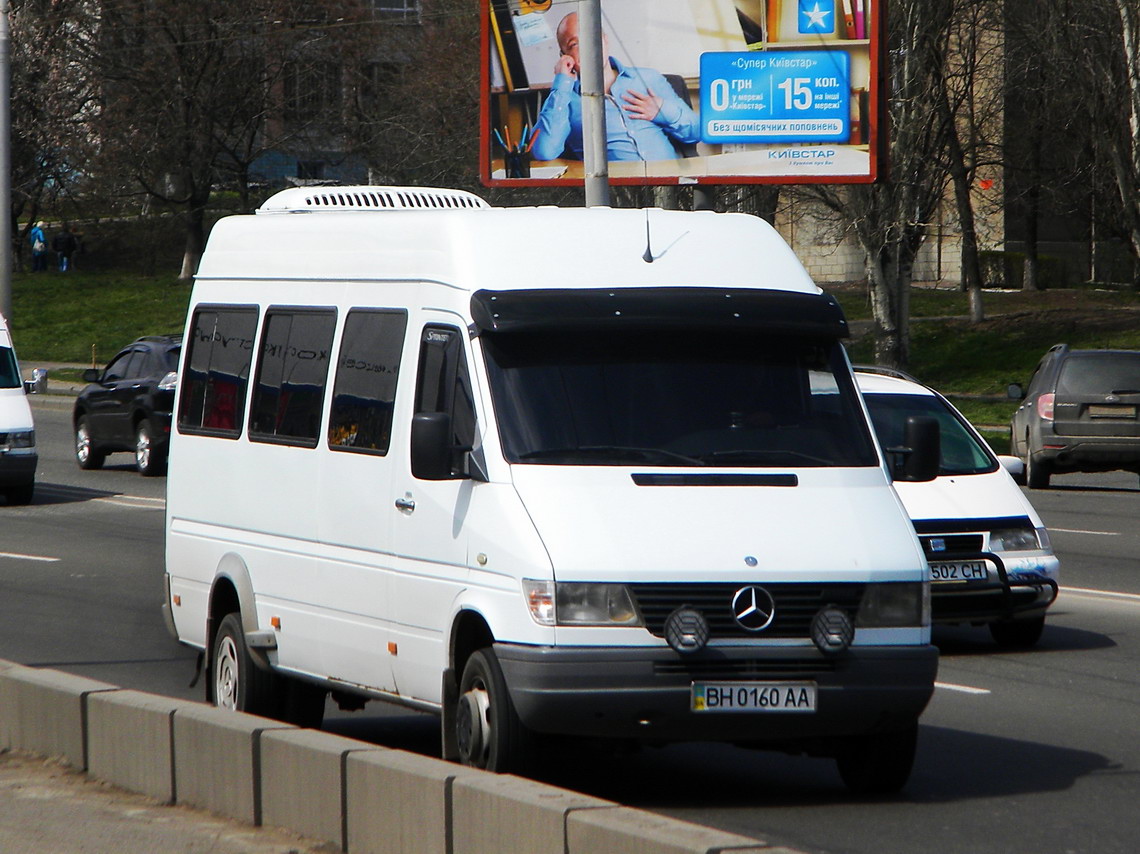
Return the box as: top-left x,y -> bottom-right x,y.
531,12 -> 700,162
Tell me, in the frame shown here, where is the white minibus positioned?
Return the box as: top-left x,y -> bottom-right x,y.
163,186 -> 940,794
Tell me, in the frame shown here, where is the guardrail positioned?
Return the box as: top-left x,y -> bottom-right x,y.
0,659 -> 789,854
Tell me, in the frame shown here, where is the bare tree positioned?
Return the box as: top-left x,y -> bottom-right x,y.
798,0 -> 955,368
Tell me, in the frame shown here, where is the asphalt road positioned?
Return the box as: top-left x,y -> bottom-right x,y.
3,396 -> 1138,854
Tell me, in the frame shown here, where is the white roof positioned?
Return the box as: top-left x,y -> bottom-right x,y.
854,370 -> 939,397
196,187 -> 819,297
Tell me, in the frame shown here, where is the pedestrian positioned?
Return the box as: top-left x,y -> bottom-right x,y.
53,227 -> 79,272
29,221 -> 48,272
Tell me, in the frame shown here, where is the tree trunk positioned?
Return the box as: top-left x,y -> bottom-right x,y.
179,202 -> 206,281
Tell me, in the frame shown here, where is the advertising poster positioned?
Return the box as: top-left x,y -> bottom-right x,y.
482,0 -> 882,187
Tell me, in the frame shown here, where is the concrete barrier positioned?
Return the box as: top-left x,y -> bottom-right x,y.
0,662 -> 117,768
261,727 -> 381,848
451,772 -> 616,854
344,747 -> 491,854
171,701 -> 294,825
87,689 -> 201,803
0,660 -> 796,854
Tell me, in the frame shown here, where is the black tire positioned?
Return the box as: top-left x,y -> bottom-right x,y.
75,416 -> 105,470
135,420 -> 167,477
1026,453 -> 1051,489
990,615 -> 1045,648
836,724 -> 918,796
5,483 -> 34,505
211,612 -> 279,717
455,648 -> 530,773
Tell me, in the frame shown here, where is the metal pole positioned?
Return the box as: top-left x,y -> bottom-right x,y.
0,0 -> 12,321
578,0 -> 609,207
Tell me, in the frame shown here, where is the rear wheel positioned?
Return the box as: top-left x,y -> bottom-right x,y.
135,420 -> 167,477
1025,453 -> 1051,489
75,416 -> 105,470
455,648 -> 530,773
212,613 -> 279,717
836,724 -> 918,796
990,615 -> 1045,648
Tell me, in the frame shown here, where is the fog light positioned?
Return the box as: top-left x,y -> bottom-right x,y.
664,607 -> 709,654
811,607 -> 854,655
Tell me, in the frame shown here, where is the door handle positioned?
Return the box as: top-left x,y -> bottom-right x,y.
394,496 -> 416,513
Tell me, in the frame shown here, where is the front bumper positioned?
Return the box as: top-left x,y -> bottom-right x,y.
930,552 -> 1059,625
494,641 -> 938,745
0,452 -> 38,487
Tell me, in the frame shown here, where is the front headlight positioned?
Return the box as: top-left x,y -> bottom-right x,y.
856,582 -> 929,628
3,429 -> 35,449
989,526 -> 1042,552
522,580 -> 642,627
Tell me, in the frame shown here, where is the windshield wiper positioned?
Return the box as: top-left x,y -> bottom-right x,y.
698,449 -> 833,465
518,445 -> 704,465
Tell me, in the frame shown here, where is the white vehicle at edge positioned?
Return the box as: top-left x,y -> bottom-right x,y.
163,186 -> 940,795
857,368 -> 1060,647
0,313 -> 37,506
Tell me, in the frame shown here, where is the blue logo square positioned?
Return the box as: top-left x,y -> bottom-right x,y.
798,0 -> 836,35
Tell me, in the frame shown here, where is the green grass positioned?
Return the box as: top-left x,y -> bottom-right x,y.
8,271 -> 191,364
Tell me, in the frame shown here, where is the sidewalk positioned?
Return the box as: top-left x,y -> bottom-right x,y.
0,750 -> 336,854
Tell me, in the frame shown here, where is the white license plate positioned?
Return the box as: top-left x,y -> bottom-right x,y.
1088,404 -> 1136,418
929,560 -> 988,582
691,682 -> 816,713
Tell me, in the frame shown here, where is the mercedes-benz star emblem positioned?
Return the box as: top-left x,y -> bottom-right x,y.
731,586 -> 776,631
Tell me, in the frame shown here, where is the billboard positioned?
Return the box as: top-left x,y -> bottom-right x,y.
482,0 -> 882,187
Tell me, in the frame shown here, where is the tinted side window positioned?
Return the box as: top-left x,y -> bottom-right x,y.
0,346 -> 18,389
250,308 -> 337,447
178,307 -> 258,437
103,351 -> 136,382
328,309 -> 407,454
414,326 -> 476,472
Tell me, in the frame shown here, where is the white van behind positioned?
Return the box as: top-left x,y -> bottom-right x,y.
163,186 -> 939,794
0,314 -> 37,505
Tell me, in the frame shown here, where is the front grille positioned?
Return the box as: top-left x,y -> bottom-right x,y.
628,582 -> 865,639
920,534 -> 984,558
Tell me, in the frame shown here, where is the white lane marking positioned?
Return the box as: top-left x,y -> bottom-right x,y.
1060,586 -> 1140,603
935,682 -> 991,695
1050,528 -> 1119,536
0,551 -> 60,562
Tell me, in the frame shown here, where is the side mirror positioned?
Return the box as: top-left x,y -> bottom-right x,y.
1007,383 -> 1025,400
82,368 -> 102,384
998,455 -> 1025,477
24,368 -> 48,395
411,412 -> 454,480
887,415 -> 941,483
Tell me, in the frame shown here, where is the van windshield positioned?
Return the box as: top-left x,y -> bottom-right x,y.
0,346 -> 19,389
481,330 -> 877,467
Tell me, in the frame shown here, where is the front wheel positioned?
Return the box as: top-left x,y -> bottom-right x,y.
212,612 -> 279,717
835,724 -> 918,796
990,615 -> 1045,648
75,416 -> 105,470
455,648 -> 530,773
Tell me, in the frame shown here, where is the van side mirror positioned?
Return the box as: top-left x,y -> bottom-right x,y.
896,415 -> 941,482
1007,383 -> 1025,400
411,412 -> 455,480
885,416 -> 940,483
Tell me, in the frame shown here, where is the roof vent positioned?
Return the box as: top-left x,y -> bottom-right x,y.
257,185 -> 491,214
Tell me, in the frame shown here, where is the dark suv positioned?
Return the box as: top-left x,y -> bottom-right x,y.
1010,345 -> 1140,488
73,335 -> 182,476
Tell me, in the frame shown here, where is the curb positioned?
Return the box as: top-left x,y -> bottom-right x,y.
0,659 -> 792,854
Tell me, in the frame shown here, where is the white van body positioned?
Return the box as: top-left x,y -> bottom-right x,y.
0,314 -> 37,505
164,187 -> 938,792
857,370 -> 1059,647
